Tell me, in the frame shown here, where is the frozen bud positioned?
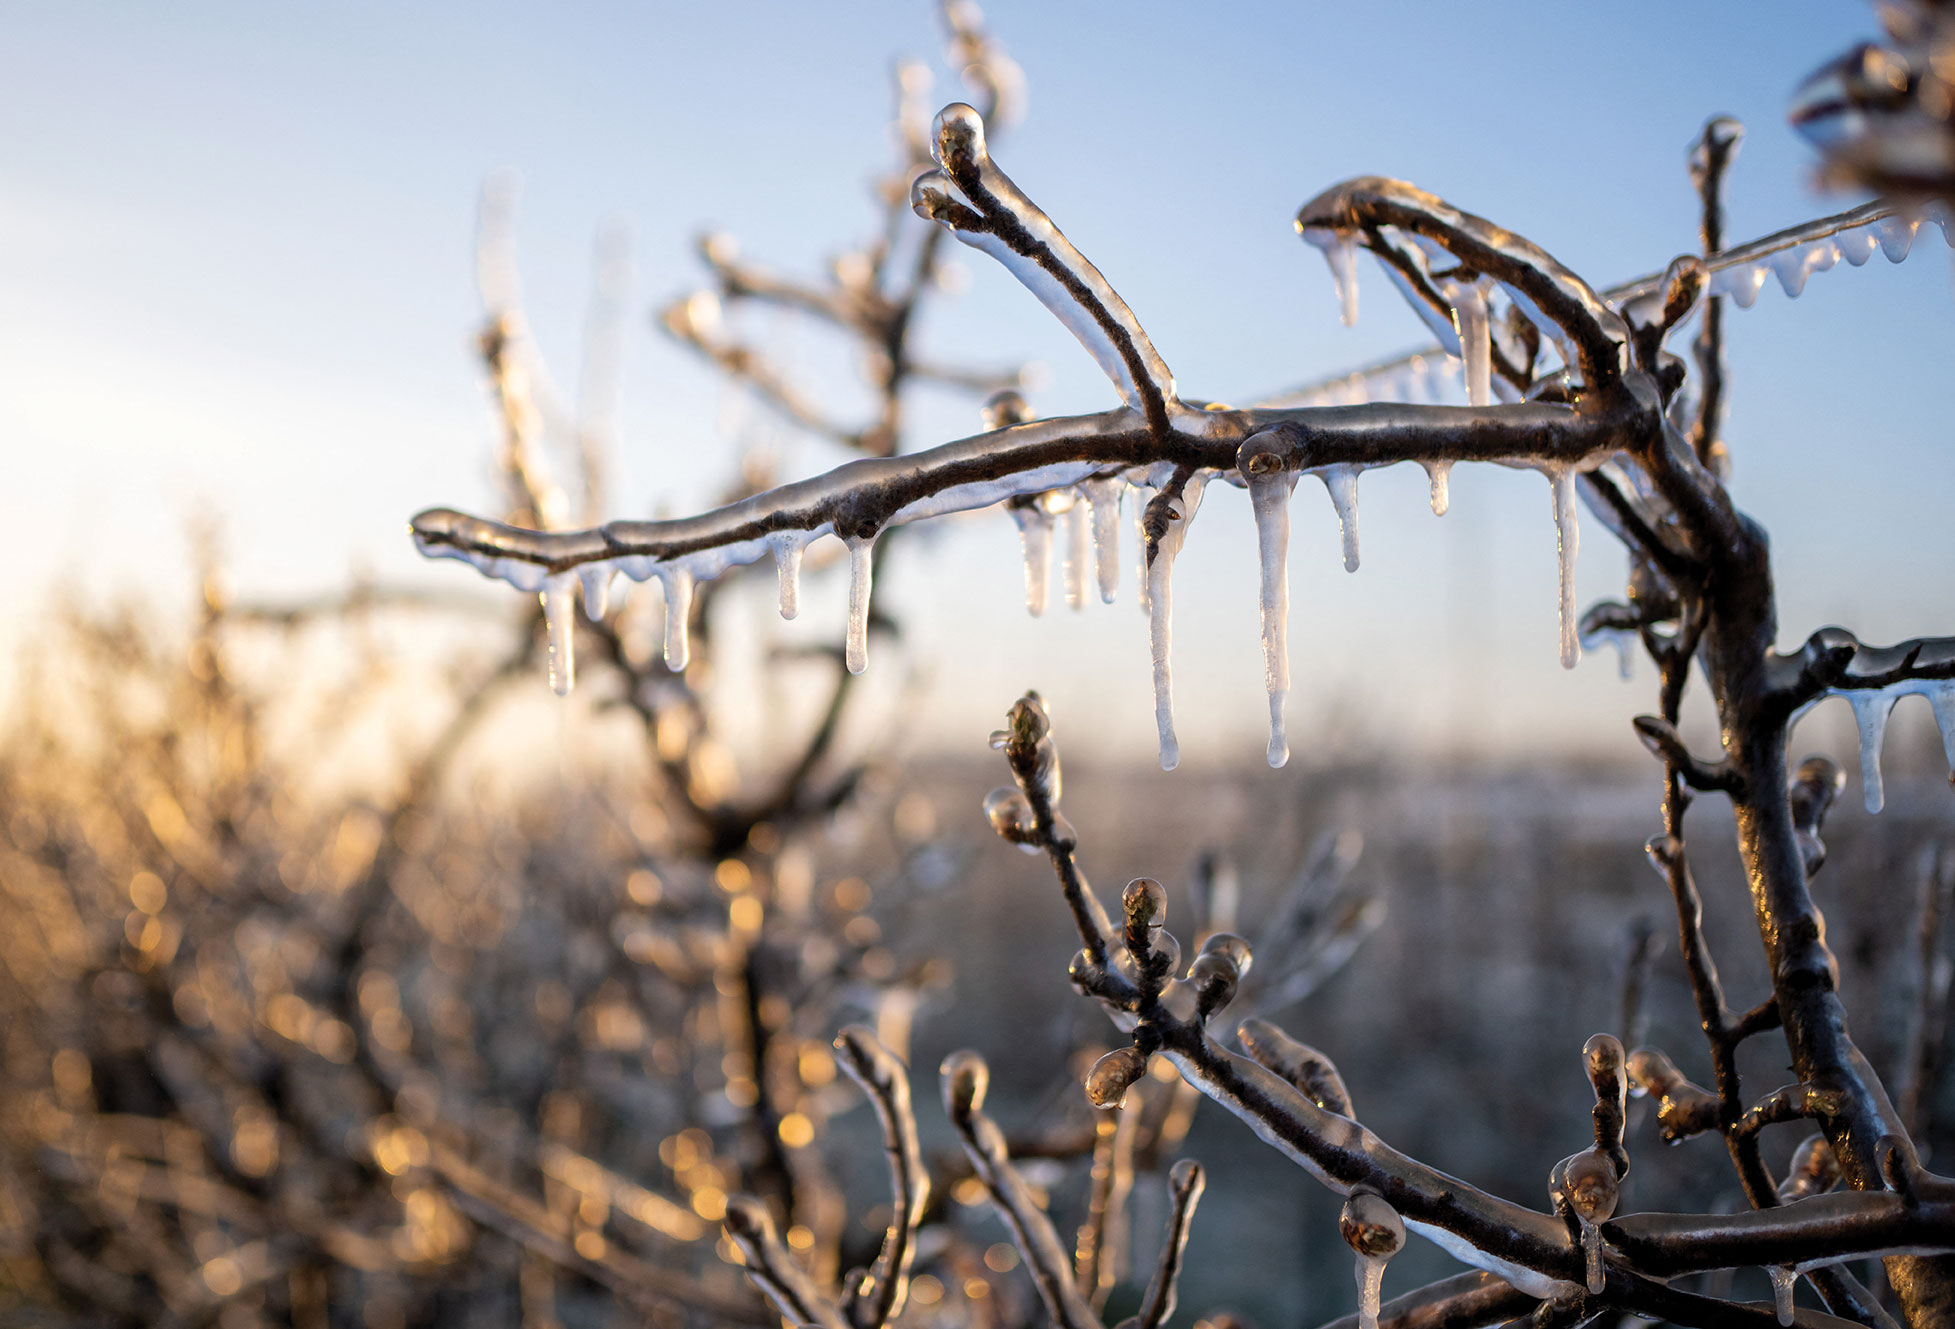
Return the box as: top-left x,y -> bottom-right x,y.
931,102 -> 988,171
982,388 -> 1033,430
910,171 -> 978,228
699,231 -> 739,267
1188,956 -> 1239,1019
1559,1151 -> 1619,1224
1198,932 -> 1253,981
1236,430 -> 1294,478
1339,1188 -> 1404,1257
983,787 -> 1037,845
1779,1133 -> 1840,1201
1124,878 -> 1168,930
1085,1046 -> 1149,1108
1658,255 -> 1707,331
1789,756 -> 1845,830
1585,1033 -> 1626,1083
1238,1018 -> 1353,1117
941,1050 -> 989,1120
1007,692 -> 1050,744
722,1193 -> 772,1241
1151,930 -> 1182,979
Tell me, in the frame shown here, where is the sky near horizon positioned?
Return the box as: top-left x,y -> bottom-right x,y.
4,2 -> 1952,774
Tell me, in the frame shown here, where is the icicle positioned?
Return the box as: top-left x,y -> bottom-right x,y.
1247,468 -> 1299,769
1839,226 -> 1879,266
578,565 -> 613,621
1081,477 -> 1123,604
1878,214 -> 1919,263
1063,495 -> 1089,611
1771,238 -> 1838,297
1711,261 -> 1771,309
1847,690 -> 1896,814
771,534 -> 804,620
1422,460 -> 1451,517
1133,486 -> 1154,617
1771,1266 -> 1796,1326
845,537 -> 875,675
1355,1253 -> 1386,1329
659,567 -> 695,673
1448,281 -> 1492,407
1549,467 -> 1581,669
1146,477 -> 1205,772
1010,502 -> 1054,617
1580,1216 -> 1605,1295
1301,227 -> 1361,327
1319,465 -> 1361,572
541,573 -> 576,696
1930,682 -> 1955,774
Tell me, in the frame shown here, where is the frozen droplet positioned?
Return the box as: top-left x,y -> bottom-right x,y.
1301,226 -> 1361,327
1422,460 -> 1451,517
542,573 -> 576,696
1081,477 -> 1123,604
1711,261 -> 1770,309
1878,214 -> 1919,263
1247,468 -> 1299,769
1580,1215 -> 1605,1295
771,533 -> 805,620
1354,1253 -> 1386,1329
845,537 -> 875,675
1929,682 -> 1955,775
1838,226 -> 1879,267
1848,690 -> 1896,814
1010,502 -> 1053,617
1319,465 -> 1361,572
1063,496 -> 1089,611
1549,468 -> 1581,669
1448,281 -> 1492,408
578,565 -> 613,621
660,567 -> 695,673
1771,1266 -> 1796,1326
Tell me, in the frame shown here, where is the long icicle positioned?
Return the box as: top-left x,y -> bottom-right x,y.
1147,476 -> 1205,771
1549,466 -> 1581,669
1247,469 -> 1298,769
1848,690 -> 1897,814
542,573 -> 576,696
661,566 -> 695,672
1012,502 -> 1054,617
772,533 -> 804,620
1449,281 -> 1492,408
1320,466 -> 1361,573
846,537 -> 876,675
1064,495 -> 1089,610
1082,476 -> 1123,604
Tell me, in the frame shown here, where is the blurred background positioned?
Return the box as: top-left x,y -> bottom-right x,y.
4,2 -> 1955,1327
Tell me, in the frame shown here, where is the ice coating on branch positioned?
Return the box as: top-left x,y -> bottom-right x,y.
1244,456 -> 1298,769
1771,1266 -> 1797,1326
911,104 -> 1176,416
1548,467 -> 1581,669
1318,465 -> 1362,573
578,566 -> 611,621
1147,476 -> 1206,771
1339,1190 -> 1403,1329
1847,690 -> 1897,814
1422,460 -> 1451,516
1300,226 -> 1362,327
1063,495 -> 1089,610
1080,476 -> 1123,604
770,532 -> 805,619
845,537 -> 875,675
542,574 -> 576,696
659,567 -> 695,672
1009,501 -> 1054,616
1444,280 -> 1493,408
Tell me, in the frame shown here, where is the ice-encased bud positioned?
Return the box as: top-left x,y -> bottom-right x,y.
1690,115 -> 1745,183
1188,935 -> 1250,1019
1123,877 -> 1168,930
931,102 -> 988,170
1236,430 -> 1294,478
1559,1151 -> 1618,1225
982,388 -> 1033,430
1339,1188 -> 1404,1257
1007,692 -> 1050,745
1084,1045 -> 1148,1108
910,171 -> 972,226
983,787 -> 1037,845
1779,1133 -> 1841,1201
1658,255 -> 1708,332
1238,1017 -> 1353,1117
721,1193 -> 772,1241
941,1049 -> 989,1120
1198,932 -> 1252,981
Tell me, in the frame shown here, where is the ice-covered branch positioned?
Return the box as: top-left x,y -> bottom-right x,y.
1792,11 -> 1955,205
1772,631 -> 1955,813
723,1196 -> 847,1329
833,1027 -> 927,1329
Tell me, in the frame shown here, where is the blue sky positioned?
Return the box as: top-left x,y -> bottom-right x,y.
5,2 -> 1950,770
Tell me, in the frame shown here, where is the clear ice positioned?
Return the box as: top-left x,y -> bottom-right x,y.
1301,226 -> 1361,327
579,566 -> 612,621
1010,502 -> 1054,616
1549,467 -> 1581,669
1354,1252 -> 1386,1329
1445,280 -> 1492,408
1319,465 -> 1362,573
1081,476 -> 1124,604
1422,460 -> 1451,517
1148,475 -> 1206,771
845,537 -> 875,675
1848,690 -> 1897,814
771,533 -> 805,620
1771,1266 -> 1796,1326
1063,495 -> 1089,611
1580,1215 -> 1605,1295
542,573 -> 576,697
660,567 -> 695,672
1247,468 -> 1299,769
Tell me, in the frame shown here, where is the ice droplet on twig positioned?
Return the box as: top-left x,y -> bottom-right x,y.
542,573 -> 576,696
1448,281 -> 1492,408
660,567 -> 695,673
1422,460 -> 1451,517
771,533 -> 805,620
1147,476 -> 1205,771
1878,214 -> 1919,263
1063,496 -> 1089,611
1301,227 -> 1361,327
1010,502 -> 1053,617
1549,467 -> 1581,669
1081,476 -> 1123,604
845,537 -> 875,675
1771,1266 -> 1797,1326
1319,465 -> 1361,572
1848,690 -> 1896,814
1247,468 -> 1299,769
578,566 -> 612,621
1355,1253 -> 1386,1329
